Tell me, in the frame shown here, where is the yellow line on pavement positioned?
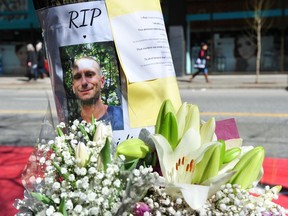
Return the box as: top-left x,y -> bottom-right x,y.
1,110 -> 288,118
201,112 -> 288,117
0,110 -> 47,114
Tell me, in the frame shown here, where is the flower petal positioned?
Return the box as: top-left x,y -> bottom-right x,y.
150,134 -> 174,180
177,127 -> 201,154
202,171 -> 236,197
185,105 -> 200,134
225,138 -> 243,149
176,102 -> 188,139
175,183 -> 210,210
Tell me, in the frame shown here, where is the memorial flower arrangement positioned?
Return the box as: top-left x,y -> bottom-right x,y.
15,100 -> 286,215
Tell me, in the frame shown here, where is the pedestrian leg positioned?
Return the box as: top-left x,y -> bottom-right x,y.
190,70 -> 201,82
203,69 -> 210,83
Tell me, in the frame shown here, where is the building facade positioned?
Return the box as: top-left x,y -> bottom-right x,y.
0,0 -> 287,76
183,0 -> 288,74
0,0 -> 41,75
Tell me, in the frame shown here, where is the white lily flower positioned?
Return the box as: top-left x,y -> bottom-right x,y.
151,128 -> 202,184
153,100 -> 240,209
151,131 -> 216,209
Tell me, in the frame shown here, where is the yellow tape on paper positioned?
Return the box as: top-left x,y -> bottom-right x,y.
106,0 -> 161,18
127,76 -> 181,128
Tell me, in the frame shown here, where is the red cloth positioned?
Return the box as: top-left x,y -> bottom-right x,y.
260,157 -> 288,209
0,146 -> 33,216
0,146 -> 287,214
261,157 -> 288,188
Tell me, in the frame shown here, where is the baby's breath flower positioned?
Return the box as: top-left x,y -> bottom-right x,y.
39,157 -> 46,164
113,179 -> 121,188
66,199 -> 73,210
52,182 -> 61,190
59,122 -> 66,128
102,179 -> 112,186
102,187 -> 110,196
36,177 -> 42,184
60,167 -> 67,175
88,167 -> 96,175
45,207 -> 55,216
89,207 -> 99,215
74,205 -> 82,213
79,167 -> 87,176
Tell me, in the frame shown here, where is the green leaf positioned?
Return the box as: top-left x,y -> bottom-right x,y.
31,192 -> 53,205
124,158 -> 139,171
59,198 -> 68,216
52,162 -> 76,188
91,115 -> 96,136
79,124 -> 88,139
100,137 -> 111,171
57,127 -> 64,137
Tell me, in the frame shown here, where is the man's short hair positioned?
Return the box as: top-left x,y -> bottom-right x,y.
72,56 -> 102,76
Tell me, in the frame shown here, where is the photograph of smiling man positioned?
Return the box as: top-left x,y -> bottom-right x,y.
59,41 -> 124,130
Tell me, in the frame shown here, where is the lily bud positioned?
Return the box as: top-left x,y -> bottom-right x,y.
93,122 -> 112,146
158,112 -> 178,150
192,143 -> 222,184
185,104 -> 200,134
200,118 -> 216,145
155,99 -> 176,134
229,146 -> 265,189
116,138 -> 150,160
176,102 -> 188,139
75,142 -> 89,167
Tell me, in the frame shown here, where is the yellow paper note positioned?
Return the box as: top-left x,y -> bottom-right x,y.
127,76 -> 181,128
106,0 -> 181,128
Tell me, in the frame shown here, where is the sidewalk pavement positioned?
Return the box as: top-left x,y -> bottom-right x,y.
177,74 -> 288,89
0,74 -> 287,90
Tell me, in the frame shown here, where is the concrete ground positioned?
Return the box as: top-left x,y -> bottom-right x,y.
0,74 -> 287,90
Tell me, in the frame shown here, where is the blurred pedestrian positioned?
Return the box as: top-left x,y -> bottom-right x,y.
15,44 -> 27,68
26,43 -> 38,81
190,42 -> 210,83
35,41 -> 46,79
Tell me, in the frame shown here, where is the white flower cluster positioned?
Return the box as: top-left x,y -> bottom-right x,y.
32,120 -> 128,215
200,183 -> 287,216
116,165 -> 163,215
16,120 -> 166,216
143,186 -> 198,216
15,118 -> 287,216
141,183 -> 287,216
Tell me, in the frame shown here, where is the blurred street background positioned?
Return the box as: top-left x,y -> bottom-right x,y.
0,75 -> 287,159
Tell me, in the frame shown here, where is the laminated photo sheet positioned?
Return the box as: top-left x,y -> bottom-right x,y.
35,0 -> 181,142
36,1 -> 127,141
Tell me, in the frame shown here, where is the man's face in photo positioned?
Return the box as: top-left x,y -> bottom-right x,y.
72,58 -> 105,105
